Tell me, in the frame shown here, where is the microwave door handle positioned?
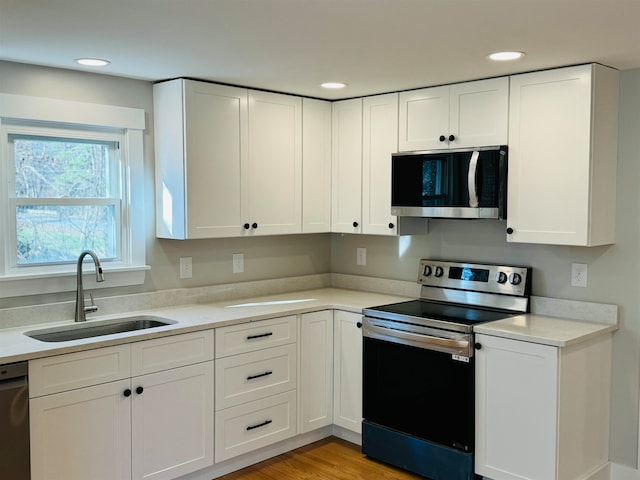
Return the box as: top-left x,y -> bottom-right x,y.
468,150 -> 480,208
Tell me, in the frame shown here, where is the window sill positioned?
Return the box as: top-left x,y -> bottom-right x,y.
0,265 -> 150,299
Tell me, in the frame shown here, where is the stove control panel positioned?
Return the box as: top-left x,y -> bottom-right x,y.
418,259 -> 531,297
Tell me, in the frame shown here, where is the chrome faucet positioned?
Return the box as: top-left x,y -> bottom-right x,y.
75,250 -> 105,322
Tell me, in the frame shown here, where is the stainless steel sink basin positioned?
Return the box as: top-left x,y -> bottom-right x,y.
24,316 -> 177,342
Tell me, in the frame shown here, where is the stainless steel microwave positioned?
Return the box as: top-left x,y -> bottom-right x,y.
391,145 -> 508,220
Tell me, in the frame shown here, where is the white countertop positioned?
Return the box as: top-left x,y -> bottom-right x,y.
474,313 -> 618,347
0,287 -> 618,364
0,288 -> 410,364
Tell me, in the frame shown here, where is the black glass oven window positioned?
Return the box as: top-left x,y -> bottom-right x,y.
392,149 -> 501,208
363,337 -> 474,452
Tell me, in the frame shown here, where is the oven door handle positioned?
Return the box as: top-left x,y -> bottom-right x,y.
363,319 -> 472,357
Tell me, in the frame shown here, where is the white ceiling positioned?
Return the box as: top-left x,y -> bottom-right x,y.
1,0 -> 640,100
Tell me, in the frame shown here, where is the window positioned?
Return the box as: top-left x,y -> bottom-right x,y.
10,132 -> 121,266
0,93 -> 147,298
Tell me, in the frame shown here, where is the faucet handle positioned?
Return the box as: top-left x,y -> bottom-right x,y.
84,292 -> 99,314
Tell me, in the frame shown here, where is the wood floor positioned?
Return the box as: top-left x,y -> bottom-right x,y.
215,437 -> 423,480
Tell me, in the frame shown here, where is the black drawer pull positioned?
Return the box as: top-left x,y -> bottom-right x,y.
246,419 -> 272,431
247,371 -> 273,381
246,332 -> 273,340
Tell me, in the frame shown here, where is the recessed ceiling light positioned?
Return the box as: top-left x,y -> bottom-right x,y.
487,51 -> 525,61
74,58 -> 111,67
321,82 -> 346,89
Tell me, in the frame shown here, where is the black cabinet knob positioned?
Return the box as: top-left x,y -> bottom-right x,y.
356,322 -> 363,329
243,223 -> 250,230
252,222 -> 258,229
474,342 -> 482,350
388,223 -> 394,229
123,389 -> 132,397
439,135 -> 446,142
353,221 -> 359,228
448,134 -> 456,142
136,386 -> 144,395
506,227 -> 514,235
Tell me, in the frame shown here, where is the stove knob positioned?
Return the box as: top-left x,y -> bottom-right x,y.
423,265 -> 432,276
509,272 -> 522,285
434,266 -> 444,278
496,271 -> 508,284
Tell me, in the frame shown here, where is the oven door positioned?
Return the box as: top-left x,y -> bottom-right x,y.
362,317 -> 475,453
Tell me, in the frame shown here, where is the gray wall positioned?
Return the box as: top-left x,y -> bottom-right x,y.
1,60 -> 639,468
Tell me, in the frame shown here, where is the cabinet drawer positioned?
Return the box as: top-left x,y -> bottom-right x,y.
215,390 -> 297,462
29,345 -> 131,398
215,344 -> 297,410
215,316 -> 297,358
131,330 -> 214,376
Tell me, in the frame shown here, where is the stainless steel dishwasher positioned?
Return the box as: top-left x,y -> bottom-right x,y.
0,362 -> 30,479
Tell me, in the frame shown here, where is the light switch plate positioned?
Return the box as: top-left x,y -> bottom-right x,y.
233,253 -> 244,273
357,247 -> 366,266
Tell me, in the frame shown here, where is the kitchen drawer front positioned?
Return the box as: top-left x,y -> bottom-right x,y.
215,390 -> 297,462
215,316 -> 297,358
29,344 -> 131,398
215,343 -> 297,410
131,329 -> 214,376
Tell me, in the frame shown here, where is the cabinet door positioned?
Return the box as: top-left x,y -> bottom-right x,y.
398,85 -> 450,151
506,64 -> 618,246
450,77 -> 508,148
247,91 -> 302,235
131,362 -> 214,480
475,334 -> 558,480
302,98 -> 332,233
30,379 -> 132,480
299,310 -> 334,433
333,310 -> 363,433
332,99 -> 363,233
362,93 -> 398,236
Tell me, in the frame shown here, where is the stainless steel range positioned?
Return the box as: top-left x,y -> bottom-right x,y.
361,259 -> 531,480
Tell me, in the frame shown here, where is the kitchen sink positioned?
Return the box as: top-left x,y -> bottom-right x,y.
24,316 -> 177,343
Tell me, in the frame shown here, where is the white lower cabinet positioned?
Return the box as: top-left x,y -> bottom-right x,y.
131,362 -> 214,480
29,331 -> 214,480
475,333 -> 612,480
214,316 -> 298,462
30,378 -> 132,480
332,310 -> 363,434
299,310 -> 334,433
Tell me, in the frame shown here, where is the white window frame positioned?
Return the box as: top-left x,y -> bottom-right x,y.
0,93 -> 148,298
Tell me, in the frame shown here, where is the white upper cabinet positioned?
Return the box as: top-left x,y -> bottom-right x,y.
506,64 -> 619,246
154,79 -> 248,239
331,98 -> 363,233
362,93 -> 399,235
153,79 -> 302,239
302,98 -> 332,233
332,94 -> 399,235
399,77 -> 509,151
246,91 -> 302,236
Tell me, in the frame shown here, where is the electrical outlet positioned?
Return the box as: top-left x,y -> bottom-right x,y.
179,256 -> 192,279
571,263 -> 588,287
233,253 -> 244,273
357,247 -> 366,266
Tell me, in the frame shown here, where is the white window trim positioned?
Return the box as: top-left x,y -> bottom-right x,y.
0,93 -> 149,298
